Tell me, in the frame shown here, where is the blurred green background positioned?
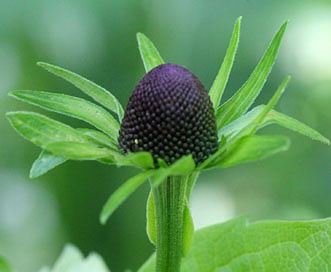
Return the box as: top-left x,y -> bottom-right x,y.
0,0 -> 330,271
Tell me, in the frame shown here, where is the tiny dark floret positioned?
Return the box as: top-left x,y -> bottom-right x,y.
119,63 -> 218,165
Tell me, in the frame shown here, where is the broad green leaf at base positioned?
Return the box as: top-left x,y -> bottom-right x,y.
139,216 -> 331,272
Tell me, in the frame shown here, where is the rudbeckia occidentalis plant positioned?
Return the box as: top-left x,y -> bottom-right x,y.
6,17 -> 330,272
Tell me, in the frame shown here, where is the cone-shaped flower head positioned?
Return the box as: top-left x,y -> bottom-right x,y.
119,63 -> 218,165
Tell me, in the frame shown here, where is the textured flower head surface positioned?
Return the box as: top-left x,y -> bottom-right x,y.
119,63 -> 218,165
6,17 -> 329,224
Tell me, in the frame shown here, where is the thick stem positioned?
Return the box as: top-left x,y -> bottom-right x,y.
152,176 -> 188,272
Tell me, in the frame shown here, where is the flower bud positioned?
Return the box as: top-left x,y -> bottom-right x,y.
119,63 -> 218,165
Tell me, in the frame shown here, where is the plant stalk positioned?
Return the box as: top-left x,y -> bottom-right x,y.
152,175 -> 188,272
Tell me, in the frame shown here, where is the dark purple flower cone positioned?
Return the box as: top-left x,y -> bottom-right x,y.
119,63 -> 218,165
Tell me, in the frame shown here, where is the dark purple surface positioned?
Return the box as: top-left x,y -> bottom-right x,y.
119,63 -> 218,165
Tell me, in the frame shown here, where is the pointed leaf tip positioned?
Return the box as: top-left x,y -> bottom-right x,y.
209,14 -> 241,109
216,20 -> 288,129
29,151 -> 67,179
9,90 -> 120,141
137,33 -> 164,72
100,170 -> 155,224
264,110 -> 330,145
37,61 -> 124,120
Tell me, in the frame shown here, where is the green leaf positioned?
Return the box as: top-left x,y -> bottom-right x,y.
30,150 -> 67,179
38,244 -> 110,272
205,77 -> 291,169
218,102 -> 329,149
37,62 -> 124,121
246,75 -> 291,135
185,172 -> 200,202
100,170 -> 155,224
182,200 -> 194,257
216,22 -> 287,129
219,135 -> 290,167
218,106 -> 263,140
146,191 -> 156,245
77,128 -> 118,150
10,90 -> 119,141
263,110 -> 330,145
209,16 -> 241,110
137,33 -> 165,72
139,216 -> 331,271
45,141 -> 113,160
6,111 -> 87,148
0,256 -> 12,272
150,156 -> 196,188
115,151 -> 155,169
126,152 -> 155,169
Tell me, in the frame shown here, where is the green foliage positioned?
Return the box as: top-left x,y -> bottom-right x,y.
30,150 -> 67,178
182,200 -> 195,257
100,170 -> 155,224
115,151 -> 155,169
101,155 -> 196,224
219,135 -> 290,167
263,110 -> 330,144
216,22 -> 287,129
137,32 -> 165,72
209,16 -> 241,110
146,192 -> 157,245
37,62 -> 124,121
44,141 -> 112,160
6,111 -> 88,147
150,156 -> 196,188
6,18 -> 327,180
9,90 -> 120,140
139,216 -> 331,271
5,16 -> 330,272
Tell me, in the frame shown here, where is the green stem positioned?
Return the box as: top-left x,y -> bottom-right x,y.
152,175 -> 188,272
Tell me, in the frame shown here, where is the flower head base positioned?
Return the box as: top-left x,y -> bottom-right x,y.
119,63 -> 218,165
